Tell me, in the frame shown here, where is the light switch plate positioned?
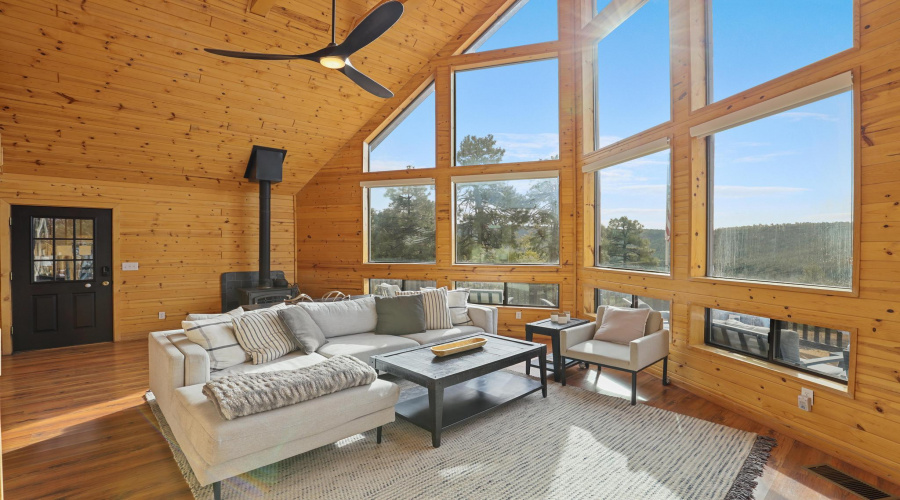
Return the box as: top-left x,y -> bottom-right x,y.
801,387 -> 814,405
798,395 -> 811,412
122,262 -> 139,271
158,312 -> 166,320
515,311 -> 522,319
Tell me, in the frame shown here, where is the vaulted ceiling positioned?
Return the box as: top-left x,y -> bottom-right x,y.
0,0 -> 494,193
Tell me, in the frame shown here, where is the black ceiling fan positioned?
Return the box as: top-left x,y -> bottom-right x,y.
205,0 -> 403,98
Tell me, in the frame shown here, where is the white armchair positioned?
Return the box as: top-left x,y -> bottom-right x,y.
559,306 -> 670,405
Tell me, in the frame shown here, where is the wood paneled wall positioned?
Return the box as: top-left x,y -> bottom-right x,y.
297,0 -> 900,484
0,173 -> 295,353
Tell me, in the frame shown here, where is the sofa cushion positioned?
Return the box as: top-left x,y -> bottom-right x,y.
232,309 -> 296,364
296,297 -> 377,338
182,316 -> 248,372
401,326 -> 484,345
173,375 -> 398,465
568,340 -> 632,369
447,289 -> 474,326
316,333 -> 418,364
278,306 -> 328,354
374,295 -> 426,335
185,307 -> 243,322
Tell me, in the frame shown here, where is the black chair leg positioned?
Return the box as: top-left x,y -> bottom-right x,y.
376,426 -> 383,444
631,372 -> 637,405
662,357 -> 670,386
213,481 -> 222,500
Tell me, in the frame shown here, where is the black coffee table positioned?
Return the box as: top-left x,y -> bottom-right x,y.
369,334 -> 547,447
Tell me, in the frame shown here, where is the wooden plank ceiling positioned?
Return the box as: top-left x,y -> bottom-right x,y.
0,0 -> 491,193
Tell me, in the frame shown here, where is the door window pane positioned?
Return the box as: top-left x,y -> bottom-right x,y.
368,84 -> 435,172
54,261 -> 74,281
33,262 -> 54,282
33,240 -> 53,260
33,218 -> 52,238
31,217 -> 95,282
709,92 -> 852,288
367,185 -> 436,263
455,177 -> 559,264
709,1 -> 852,101
595,0 -> 669,149
55,219 -> 73,238
55,241 -> 75,260
455,59 -> 559,165
707,309 -> 770,359
775,321 -> 849,382
596,150 -> 670,273
465,0 -> 557,53
76,219 -> 93,239
77,260 -> 94,280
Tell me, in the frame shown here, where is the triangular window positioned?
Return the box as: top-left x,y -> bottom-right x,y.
465,0 -> 557,53
367,83 -> 436,172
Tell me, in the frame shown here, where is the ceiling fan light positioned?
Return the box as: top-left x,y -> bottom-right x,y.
320,56 -> 346,69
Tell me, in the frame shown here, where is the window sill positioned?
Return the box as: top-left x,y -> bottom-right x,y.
589,266 -> 672,279
689,276 -> 857,298
688,344 -> 853,399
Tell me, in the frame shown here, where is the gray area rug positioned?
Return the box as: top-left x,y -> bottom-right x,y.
147,372 -> 775,500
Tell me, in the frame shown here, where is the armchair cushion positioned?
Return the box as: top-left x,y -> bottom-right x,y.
594,306 -> 651,344
567,340 -> 632,370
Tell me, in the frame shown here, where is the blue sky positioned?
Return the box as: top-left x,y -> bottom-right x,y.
371,0 -> 853,228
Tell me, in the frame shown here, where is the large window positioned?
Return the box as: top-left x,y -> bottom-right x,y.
595,149 -> 670,273
706,308 -> 850,383
367,84 -> 435,172
465,0 -> 557,53
595,0 -> 669,149
367,184 -> 436,263
455,59 -> 560,165
456,281 -> 559,308
708,91 -> 853,288
594,288 -> 670,329
455,176 -> 559,264
708,1 -> 853,102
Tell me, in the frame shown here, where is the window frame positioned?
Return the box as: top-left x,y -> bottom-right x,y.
362,179 -> 437,265
451,171 -> 562,266
368,278 -> 437,293
688,73 -> 861,297
704,308 -> 850,385
455,281 -> 560,309
452,57 -> 562,168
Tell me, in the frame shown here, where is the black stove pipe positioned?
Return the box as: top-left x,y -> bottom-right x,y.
258,179 -> 272,289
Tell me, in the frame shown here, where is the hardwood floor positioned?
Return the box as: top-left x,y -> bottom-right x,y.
1,340 -> 898,499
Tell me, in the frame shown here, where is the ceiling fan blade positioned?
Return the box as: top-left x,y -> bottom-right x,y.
335,1 -> 404,57
204,48 -> 320,61
339,63 -> 393,98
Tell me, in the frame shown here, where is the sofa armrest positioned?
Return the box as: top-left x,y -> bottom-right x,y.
467,304 -> 498,334
560,322 -> 597,354
170,336 -> 211,386
149,330 -> 187,413
630,329 -> 670,370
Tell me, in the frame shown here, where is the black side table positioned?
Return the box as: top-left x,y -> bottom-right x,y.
525,318 -> 590,382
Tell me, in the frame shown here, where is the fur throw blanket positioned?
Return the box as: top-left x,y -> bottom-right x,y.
202,355 -> 378,420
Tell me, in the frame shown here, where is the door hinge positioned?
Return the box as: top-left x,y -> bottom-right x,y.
9,326 -> 12,336
8,271 -> 11,281
8,217 -> 11,226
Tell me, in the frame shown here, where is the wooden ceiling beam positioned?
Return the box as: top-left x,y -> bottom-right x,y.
249,0 -> 279,16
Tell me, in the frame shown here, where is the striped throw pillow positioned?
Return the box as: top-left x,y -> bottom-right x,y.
182,316 -> 249,372
398,287 -> 453,329
232,309 -> 297,364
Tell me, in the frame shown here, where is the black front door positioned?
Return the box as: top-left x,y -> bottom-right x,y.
10,206 -> 113,351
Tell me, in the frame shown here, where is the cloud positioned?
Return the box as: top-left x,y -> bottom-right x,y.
715,185 -> 809,198
608,183 -> 668,194
778,111 -> 839,123
492,133 -> 559,161
732,151 -> 795,163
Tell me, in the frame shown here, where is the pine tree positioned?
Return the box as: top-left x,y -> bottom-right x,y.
456,134 -> 505,166
601,216 -> 659,269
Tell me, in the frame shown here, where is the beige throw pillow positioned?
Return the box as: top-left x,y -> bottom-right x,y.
593,306 -> 651,344
232,309 -> 296,364
182,316 -> 249,372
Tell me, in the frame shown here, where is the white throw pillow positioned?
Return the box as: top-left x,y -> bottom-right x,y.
397,288 -> 453,330
593,306 -> 651,345
185,306 -> 243,322
447,289 -> 473,326
182,316 -> 249,372
232,308 -> 296,364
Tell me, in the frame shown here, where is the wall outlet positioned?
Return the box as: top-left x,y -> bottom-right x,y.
515,311 -> 522,319
801,387 -> 814,405
122,262 -> 139,271
798,395 -> 812,412
158,312 -> 166,320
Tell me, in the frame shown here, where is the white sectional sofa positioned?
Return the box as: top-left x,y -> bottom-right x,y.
149,298 -> 498,499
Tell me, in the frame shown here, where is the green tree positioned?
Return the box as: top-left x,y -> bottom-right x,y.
456,134 -> 505,166
601,216 -> 659,269
369,186 -> 435,262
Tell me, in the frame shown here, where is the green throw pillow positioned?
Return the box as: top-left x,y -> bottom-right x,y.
374,295 -> 427,335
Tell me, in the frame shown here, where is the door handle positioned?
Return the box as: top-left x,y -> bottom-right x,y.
102,281 -> 110,286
